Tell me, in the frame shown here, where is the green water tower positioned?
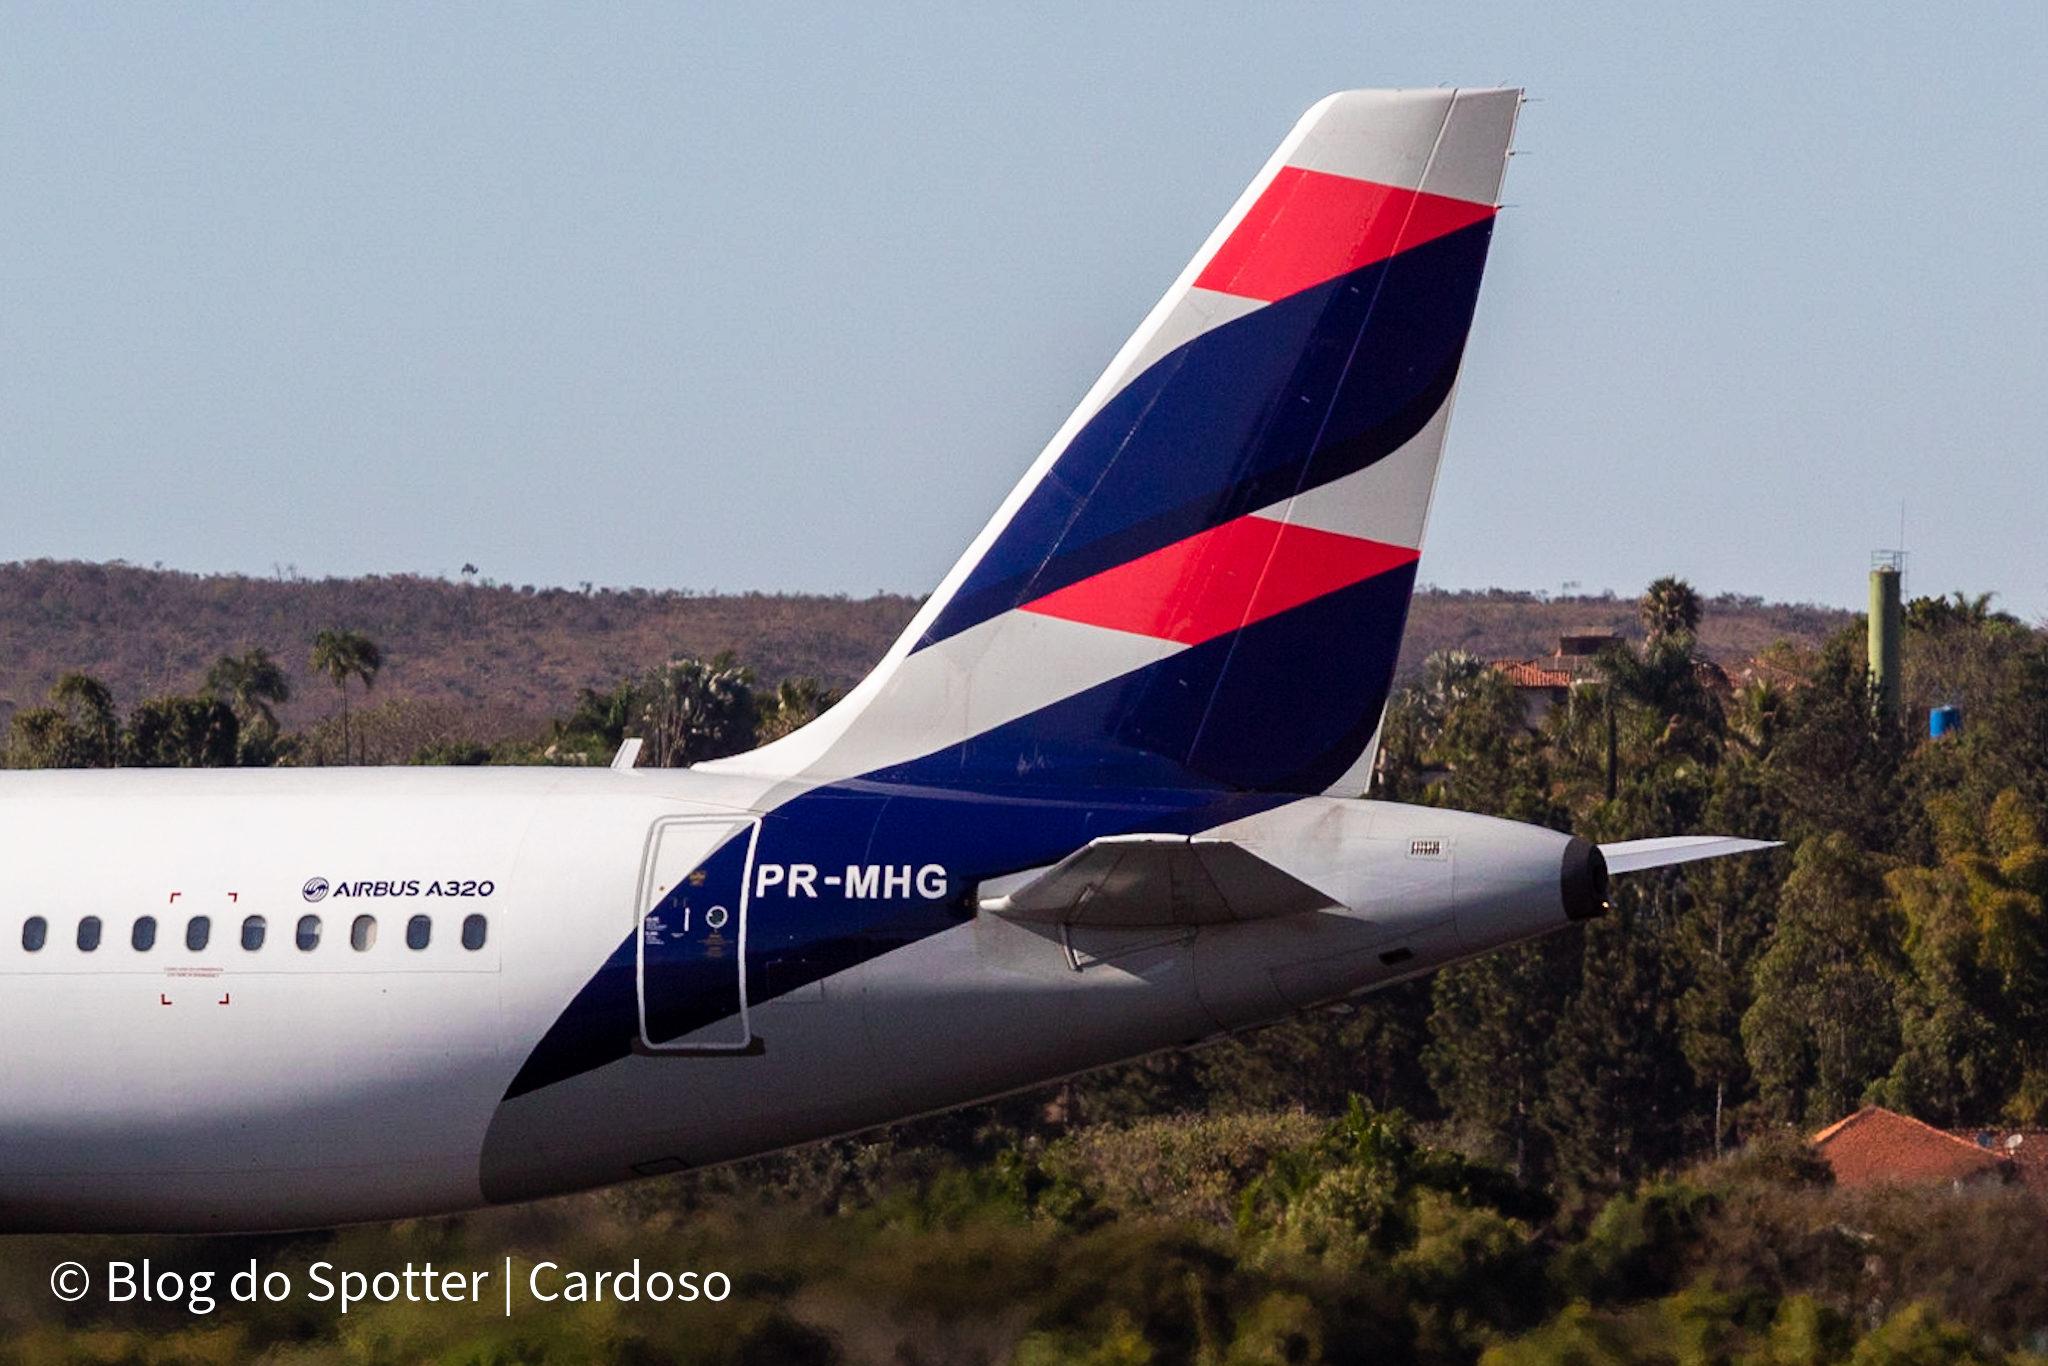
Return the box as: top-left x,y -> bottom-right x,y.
1869,551 -> 1903,718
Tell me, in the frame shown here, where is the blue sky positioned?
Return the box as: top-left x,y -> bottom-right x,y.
3,4 -> 2044,616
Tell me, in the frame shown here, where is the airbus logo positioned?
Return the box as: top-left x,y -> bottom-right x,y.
299,878 -> 498,900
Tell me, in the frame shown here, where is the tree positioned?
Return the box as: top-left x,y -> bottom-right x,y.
205,647 -> 292,764
1640,576 -> 1703,640
310,629 -> 384,765
1881,790 -> 2048,1125
566,680 -> 640,750
7,711 -> 72,770
1741,834 -> 1902,1127
125,696 -> 240,768
1374,653 -> 1567,826
1426,939 -> 1578,1181
1429,668 -> 1569,828
1539,888 -> 1695,1190
1415,650 -> 1493,728
1673,765 -> 1783,1155
1726,678 -> 1787,759
1188,982 -> 1437,1119
637,654 -> 756,767
1372,651 -> 1496,803
550,656 -> 778,766
1903,602 -> 2048,818
756,677 -> 840,743
8,673 -> 120,768
1596,632 -> 1724,772
1764,626 -> 1913,852
1904,590 -> 2018,635
1879,852 -> 2010,1128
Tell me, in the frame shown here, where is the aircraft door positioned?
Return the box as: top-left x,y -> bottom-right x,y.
635,816 -> 761,1053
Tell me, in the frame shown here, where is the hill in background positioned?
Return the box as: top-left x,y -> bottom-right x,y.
0,561 -> 917,737
0,561 -> 1856,737
1397,587 -> 1854,672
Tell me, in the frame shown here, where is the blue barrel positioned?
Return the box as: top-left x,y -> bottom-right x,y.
1931,704 -> 1962,739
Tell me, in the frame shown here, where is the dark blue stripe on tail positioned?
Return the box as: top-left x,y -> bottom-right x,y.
886,566 -> 1416,795
920,219 -> 1491,649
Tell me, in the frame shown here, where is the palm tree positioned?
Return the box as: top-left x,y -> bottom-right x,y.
1905,590 -> 2018,634
1640,576 -> 1703,640
756,676 -> 840,743
637,654 -> 755,767
310,629 -> 383,764
50,673 -> 120,767
1415,650 -> 1490,731
205,648 -> 292,739
7,673 -> 120,770
1728,678 -> 1787,758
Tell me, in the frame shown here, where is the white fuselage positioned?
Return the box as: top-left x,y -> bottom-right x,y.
0,766 -> 1577,1232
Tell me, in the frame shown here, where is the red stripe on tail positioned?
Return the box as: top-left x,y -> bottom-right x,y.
1195,167 -> 1494,304
1019,515 -> 1418,646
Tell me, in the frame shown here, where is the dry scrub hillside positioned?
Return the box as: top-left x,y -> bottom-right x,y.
1396,589 -> 1854,674
0,561 -> 917,732
0,562 -> 1856,732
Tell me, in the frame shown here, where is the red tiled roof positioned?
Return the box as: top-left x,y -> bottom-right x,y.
1814,1106 -> 2011,1189
1494,660 -> 1573,689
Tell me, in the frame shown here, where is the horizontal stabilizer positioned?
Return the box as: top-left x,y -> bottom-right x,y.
979,835 -> 1337,929
1599,835 -> 1781,875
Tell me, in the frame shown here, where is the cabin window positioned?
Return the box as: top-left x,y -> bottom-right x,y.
406,914 -> 431,950
22,916 -> 46,952
461,913 -> 488,951
241,915 -> 266,951
132,916 -> 157,952
296,914 -> 321,951
77,916 -> 101,952
351,915 -> 377,951
186,915 -> 210,953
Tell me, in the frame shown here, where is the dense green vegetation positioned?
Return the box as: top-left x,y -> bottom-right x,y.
4,576 -> 2046,1363
4,1107 -> 2043,1364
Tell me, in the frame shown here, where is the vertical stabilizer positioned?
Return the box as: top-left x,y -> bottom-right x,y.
708,88 -> 1520,794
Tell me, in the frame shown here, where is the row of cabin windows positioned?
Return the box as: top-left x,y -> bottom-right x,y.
18,913 -> 487,955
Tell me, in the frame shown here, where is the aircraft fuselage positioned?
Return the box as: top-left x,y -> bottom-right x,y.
0,766 -> 1586,1231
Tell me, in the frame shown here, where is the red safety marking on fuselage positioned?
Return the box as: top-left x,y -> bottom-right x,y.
1195,167 -> 1494,304
1017,515 -> 1417,646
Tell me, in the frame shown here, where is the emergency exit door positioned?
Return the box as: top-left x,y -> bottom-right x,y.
635,815 -> 760,1053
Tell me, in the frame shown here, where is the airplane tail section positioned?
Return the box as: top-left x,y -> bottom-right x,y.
710,88 -> 1521,795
